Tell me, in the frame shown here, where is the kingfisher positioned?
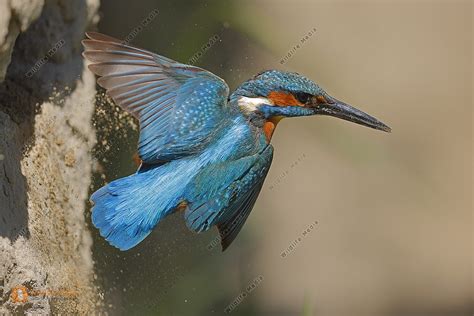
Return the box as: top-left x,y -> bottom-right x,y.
82,32 -> 390,251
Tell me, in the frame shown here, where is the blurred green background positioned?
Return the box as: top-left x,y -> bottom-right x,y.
88,0 -> 472,315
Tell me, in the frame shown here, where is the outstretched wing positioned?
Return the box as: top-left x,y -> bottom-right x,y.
185,145 -> 274,251
82,32 -> 229,163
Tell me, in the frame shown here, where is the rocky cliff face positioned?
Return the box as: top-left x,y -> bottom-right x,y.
0,0 -> 101,314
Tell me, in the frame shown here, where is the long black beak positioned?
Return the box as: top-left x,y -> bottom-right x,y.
312,97 -> 391,132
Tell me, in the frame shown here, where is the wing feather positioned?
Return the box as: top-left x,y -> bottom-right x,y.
82,32 -> 229,163
184,145 -> 274,250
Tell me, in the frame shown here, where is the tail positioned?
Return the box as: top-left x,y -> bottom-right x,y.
90,164 -> 184,250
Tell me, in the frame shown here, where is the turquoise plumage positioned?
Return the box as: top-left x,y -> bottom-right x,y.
83,32 -> 390,251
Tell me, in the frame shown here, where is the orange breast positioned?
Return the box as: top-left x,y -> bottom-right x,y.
263,121 -> 275,142
263,116 -> 283,142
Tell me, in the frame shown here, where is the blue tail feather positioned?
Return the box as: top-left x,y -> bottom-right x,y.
90,163 -> 186,250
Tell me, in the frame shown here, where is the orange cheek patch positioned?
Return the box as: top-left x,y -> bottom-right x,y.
268,91 -> 304,107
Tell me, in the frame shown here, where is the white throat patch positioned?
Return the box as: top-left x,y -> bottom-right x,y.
237,96 -> 273,114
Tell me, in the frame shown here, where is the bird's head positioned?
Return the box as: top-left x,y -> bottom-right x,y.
231,70 -> 390,140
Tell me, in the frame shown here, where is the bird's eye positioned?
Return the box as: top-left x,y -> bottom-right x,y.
294,92 -> 311,104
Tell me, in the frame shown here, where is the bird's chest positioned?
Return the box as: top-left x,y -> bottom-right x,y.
203,117 -> 264,161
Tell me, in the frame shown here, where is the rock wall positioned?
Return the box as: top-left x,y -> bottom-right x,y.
0,0 -> 100,314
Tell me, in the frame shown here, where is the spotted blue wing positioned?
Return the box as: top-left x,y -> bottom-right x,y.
82,32 -> 229,163
185,145 -> 274,250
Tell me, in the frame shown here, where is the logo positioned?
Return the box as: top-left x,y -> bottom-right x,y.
10,285 -> 29,303
10,285 -> 78,303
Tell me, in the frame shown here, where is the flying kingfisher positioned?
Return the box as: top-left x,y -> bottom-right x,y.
82,32 -> 390,251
